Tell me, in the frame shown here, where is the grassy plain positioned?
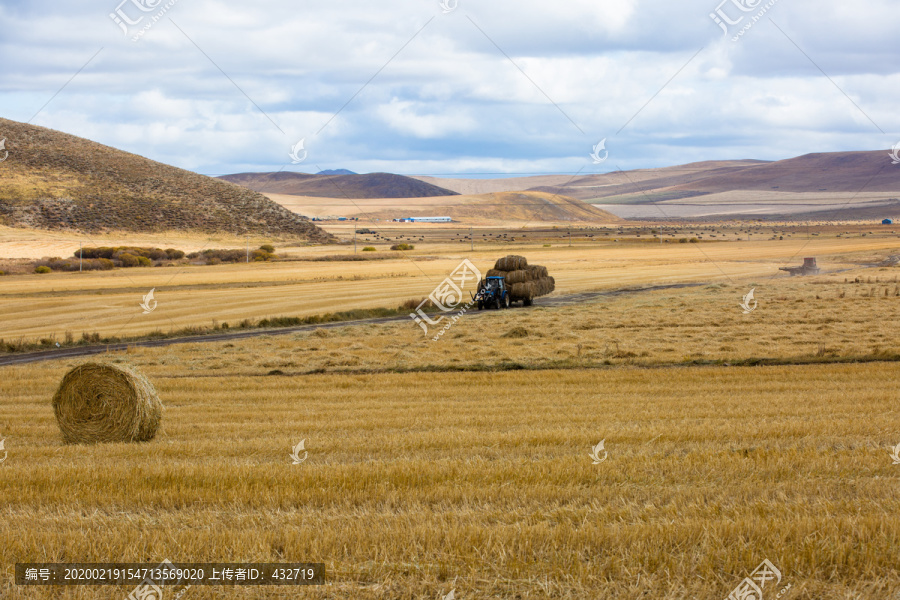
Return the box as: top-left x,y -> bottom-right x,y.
2,225 -> 900,599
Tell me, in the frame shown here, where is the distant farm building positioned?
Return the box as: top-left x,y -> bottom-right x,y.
402,216 -> 452,223
883,218 -> 893,225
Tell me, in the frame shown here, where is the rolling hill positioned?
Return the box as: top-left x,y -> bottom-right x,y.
267,190 -> 621,225
220,171 -> 459,199
414,160 -> 769,201
416,152 -> 900,204
664,151 -> 900,194
0,118 -> 335,242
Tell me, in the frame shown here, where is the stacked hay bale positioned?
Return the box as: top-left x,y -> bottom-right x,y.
486,255 -> 555,306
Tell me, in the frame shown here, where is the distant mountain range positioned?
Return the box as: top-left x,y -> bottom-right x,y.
0,117 -> 335,241
317,169 -> 356,175
415,152 -> 900,203
219,171 -> 459,199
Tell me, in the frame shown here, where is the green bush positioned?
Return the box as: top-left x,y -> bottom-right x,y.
35,266 -> 52,274
390,243 -> 414,251
689,238 -> 699,243
679,238 -> 689,243
362,247 -> 377,252
259,244 -> 275,253
136,256 -> 152,267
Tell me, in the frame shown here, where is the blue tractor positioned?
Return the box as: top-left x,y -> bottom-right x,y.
474,276 -> 511,310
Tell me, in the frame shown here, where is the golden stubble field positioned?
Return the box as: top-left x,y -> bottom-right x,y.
2,228 -> 900,599
2,353 -> 900,598
2,226 -> 900,343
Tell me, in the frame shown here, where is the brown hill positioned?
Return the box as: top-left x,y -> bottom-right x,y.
666,151 -> 900,194
416,152 -> 900,204
268,191 -> 621,225
0,118 -> 335,242
221,171 -> 459,199
414,160 -> 768,201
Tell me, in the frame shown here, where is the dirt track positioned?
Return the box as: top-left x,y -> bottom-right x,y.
0,284 -> 704,367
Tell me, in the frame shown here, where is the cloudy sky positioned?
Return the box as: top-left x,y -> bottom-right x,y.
1,0 -> 898,177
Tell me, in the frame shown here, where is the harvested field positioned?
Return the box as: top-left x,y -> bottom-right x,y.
3,224 -> 900,599
2,345 -> 899,599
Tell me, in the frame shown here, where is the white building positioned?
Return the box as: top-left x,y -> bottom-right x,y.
406,216 -> 452,223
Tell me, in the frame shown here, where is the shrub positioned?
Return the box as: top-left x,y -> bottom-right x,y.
689,238 -> 699,243
44,257 -> 115,272
35,266 -> 52,274
251,249 -> 276,262
78,246 -> 187,262
362,247 -> 377,252
259,244 -> 275,253
119,253 -> 141,267
390,243 -> 414,251
679,238 -> 689,243
136,256 -> 152,267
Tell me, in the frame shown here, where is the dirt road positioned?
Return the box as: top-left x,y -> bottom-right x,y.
0,284 -> 704,367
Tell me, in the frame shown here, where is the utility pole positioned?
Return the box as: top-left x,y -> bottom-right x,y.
354,228 -> 357,253
470,226 -> 473,252
79,243 -> 83,272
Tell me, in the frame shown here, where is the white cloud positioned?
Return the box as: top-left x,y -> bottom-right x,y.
0,0 -> 897,176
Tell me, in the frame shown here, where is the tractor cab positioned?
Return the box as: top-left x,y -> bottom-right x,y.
474,276 -> 510,310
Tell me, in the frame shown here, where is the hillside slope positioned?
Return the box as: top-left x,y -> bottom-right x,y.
268,190 -> 621,224
416,152 -> 900,204
221,171 -> 460,199
666,151 -> 900,194
414,160 -> 768,200
0,118 -> 335,241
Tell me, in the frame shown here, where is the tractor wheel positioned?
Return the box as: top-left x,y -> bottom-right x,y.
524,298 -> 533,307
503,294 -> 510,309
494,297 -> 501,310
477,300 -> 483,310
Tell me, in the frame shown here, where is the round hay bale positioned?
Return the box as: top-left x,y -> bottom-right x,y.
527,265 -> 549,279
504,269 -> 529,284
52,362 -> 162,444
495,255 -> 528,271
486,268 -> 504,278
510,281 -> 536,300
